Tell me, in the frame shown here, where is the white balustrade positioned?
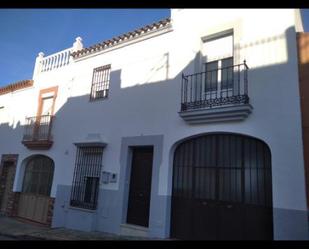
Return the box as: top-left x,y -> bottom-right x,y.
33,37 -> 83,76
40,48 -> 71,72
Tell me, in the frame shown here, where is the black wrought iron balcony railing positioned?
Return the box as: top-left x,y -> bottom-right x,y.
181,61 -> 249,112
22,115 -> 54,149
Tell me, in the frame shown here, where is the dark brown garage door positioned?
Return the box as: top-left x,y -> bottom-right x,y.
171,134 -> 273,240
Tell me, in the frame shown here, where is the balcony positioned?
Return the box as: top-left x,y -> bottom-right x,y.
22,115 -> 54,149
179,61 -> 253,124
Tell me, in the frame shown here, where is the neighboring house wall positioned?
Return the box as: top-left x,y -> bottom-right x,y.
297,32 -> 309,209
0,9 -> 307,239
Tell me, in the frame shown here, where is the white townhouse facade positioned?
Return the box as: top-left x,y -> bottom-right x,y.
0,9 -> 308,240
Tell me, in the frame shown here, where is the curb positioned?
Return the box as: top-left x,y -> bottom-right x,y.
0,232 -> 47,240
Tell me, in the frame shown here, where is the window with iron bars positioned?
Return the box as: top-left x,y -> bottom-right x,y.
90,64 -> 111,101
70,146 -> 103,210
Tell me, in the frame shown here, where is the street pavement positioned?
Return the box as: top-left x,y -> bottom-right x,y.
0,235 -> 15,240
0,214 -> 163,240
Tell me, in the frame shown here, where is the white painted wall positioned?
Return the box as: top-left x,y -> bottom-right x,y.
0,9 -> 306,215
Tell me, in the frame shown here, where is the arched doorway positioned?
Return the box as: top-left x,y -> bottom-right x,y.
17,155 -> 54,224
170,133 -> 273,240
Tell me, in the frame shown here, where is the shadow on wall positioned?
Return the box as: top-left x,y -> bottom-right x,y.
0,26 -> 300,152
0,26 -> 298,132
0,26 -> 307,239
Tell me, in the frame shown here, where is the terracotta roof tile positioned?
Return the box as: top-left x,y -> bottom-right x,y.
0,80 -> 33,96
71,17 -> 171,59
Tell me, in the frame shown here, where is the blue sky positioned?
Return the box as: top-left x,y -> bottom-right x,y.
0,9 -> 308,87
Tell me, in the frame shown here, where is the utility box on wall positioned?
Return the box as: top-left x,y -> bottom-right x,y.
101,171 -> 117,184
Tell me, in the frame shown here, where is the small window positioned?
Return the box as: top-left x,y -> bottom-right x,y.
70,146 -> 103,210
84,177 -> 99,204
90,64 -> 111,101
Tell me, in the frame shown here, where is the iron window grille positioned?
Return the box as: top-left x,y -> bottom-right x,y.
90,64 -> 111,101
70,146 -> 103,210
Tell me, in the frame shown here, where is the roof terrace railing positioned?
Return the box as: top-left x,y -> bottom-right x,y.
33,37 -> 83,75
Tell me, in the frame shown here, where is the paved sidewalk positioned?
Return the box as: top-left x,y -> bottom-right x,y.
0,215 -> 160,240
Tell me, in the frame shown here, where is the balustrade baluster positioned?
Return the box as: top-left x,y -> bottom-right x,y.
41,60 -> 45,72
59,53 -> 64,67
64,52 -> 69,65
53,56 -> 57,69
44,59 -> 48,71
55,54 -> 59,68
49,57 -> 53,71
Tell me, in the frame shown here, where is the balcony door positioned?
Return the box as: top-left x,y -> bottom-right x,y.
204,57 -> 234,99
201,31 -> 234,101
41,96 -> 53,116
33,96 -> 53,141
34,87 -> 58,141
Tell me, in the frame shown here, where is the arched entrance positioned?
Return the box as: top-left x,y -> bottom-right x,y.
170,133 -> 273,240
17,155 -> 54,224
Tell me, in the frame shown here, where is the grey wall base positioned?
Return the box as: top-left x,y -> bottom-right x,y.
273,208 -> 309,240
52,135 -> 168,239
52,185 -> 308,240
96,189 -> 122,235
52,185 -> 122,234
52,184 -> 170,238
52,185 -> 97,232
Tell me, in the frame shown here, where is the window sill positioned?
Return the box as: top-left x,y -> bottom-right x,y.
89,96 -> 109,102
68,205 -> 97,213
